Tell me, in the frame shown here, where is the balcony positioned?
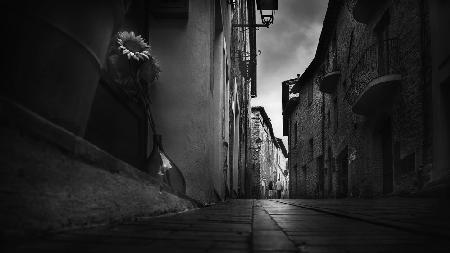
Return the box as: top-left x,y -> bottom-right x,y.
353,0 -> 388,24
346,38 -> 401,115
319,53 -> 340,93
319,70 -> 340,94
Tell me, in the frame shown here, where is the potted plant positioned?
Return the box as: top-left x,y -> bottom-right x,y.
2,1 -> 125,136
105,30 -> 186,195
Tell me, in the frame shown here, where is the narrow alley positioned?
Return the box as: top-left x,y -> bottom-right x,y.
2,0 -> 450,252
5,198 -> 450,252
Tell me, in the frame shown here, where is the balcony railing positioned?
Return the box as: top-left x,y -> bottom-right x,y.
353,0 -> 388,24
346,38 -> 400,108
320,56 -> 340,93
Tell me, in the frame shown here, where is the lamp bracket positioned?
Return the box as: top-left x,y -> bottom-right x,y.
232,23 -> 270,28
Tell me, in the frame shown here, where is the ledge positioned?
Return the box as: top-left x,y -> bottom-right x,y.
0,96 -> 197,235
319,71 -> 340,93
352,74 -> 401,115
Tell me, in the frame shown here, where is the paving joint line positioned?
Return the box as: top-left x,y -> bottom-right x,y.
271,200 -> 450,240
259,200 -> 301,252
250,199 -> 255,253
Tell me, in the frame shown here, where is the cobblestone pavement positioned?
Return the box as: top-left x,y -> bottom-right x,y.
4,199 -> 450,252
276,197 -> 450,238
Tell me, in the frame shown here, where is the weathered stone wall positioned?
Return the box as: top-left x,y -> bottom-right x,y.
333,0 -> 431,196
287,0 -> 432,198
288,74 -> 325,198
429,0 -> 450,189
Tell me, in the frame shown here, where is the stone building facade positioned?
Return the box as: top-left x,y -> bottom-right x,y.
428,0 -> 450,195
284,0 -> 448,198
248,106 -> 288,198
276,138 -> 289,198
0,0 -> 255,235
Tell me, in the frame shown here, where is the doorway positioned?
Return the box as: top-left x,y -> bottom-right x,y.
327,147 -> 333,197
302,165 -> 307,197
294,165 -> 298,198
382,118 -> 394,194
317,155 -> 324,198
337,147 -> 348,198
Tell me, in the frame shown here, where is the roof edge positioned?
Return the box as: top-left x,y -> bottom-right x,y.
292,0 -> 343,93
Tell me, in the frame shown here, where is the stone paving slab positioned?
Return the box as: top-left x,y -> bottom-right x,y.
4,198 -> 450,252
253,230 -> 297,251
274,197 -> 450,238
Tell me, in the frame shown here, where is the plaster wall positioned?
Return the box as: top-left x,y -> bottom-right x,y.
147,0 -> 231,202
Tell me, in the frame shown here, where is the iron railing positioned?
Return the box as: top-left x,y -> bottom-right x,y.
345,38 -> 400,106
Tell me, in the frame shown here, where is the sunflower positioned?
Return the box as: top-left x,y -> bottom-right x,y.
117,31 -> 151,61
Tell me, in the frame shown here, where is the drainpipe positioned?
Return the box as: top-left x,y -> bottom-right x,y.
321,92 -> 326,198
248,0 -> 257,97
419,0 -> 431,169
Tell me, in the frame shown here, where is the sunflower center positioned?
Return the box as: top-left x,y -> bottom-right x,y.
124,40 -> 145,53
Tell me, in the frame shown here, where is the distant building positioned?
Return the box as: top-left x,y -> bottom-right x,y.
276,138 -> 289,198
248,106 -> 288,198
284,0 -> 449,198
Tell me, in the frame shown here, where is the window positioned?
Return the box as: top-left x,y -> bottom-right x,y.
308,138 -> 314,160
327,110 -> 331,128
400,153 -> 415,175
294,122 -> 298,147
332,31 -> 338,67
294,165 -> 298,195
308,83 -> 313,106
375,11 -> 391,74
347,29 -> 354,66
333,97 -> 338,132
302,165 -> 307,187
375,11 -> 390,39
152,0 -> 189,19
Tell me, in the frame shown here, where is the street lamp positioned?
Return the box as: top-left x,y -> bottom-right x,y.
233,0 -> 278,28
256,0 -> 278,27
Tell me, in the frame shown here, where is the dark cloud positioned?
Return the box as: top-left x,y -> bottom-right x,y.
257,0 -> 328,76
254,0 -> 328,143
277,0 -> 328,23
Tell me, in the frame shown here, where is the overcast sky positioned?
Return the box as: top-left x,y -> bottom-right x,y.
252,0 -> 328,145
